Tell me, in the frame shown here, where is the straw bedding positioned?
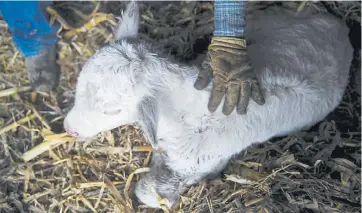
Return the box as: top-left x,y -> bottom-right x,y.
0,1 -> 360,213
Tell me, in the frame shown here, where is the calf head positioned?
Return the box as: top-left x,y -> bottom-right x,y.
63,1 -> 159,148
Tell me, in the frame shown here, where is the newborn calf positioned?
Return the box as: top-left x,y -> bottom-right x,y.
63,2 -> 353,209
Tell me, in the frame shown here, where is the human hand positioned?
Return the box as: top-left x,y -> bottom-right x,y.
194,36 -> 265,115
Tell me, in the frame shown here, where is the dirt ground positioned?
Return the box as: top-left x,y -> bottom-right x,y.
0,1 -> 360,213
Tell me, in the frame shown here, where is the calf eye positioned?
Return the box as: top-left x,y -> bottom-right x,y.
103,109 -> 122,115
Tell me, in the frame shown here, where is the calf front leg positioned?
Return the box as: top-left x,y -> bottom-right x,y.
160,140 -> 235,186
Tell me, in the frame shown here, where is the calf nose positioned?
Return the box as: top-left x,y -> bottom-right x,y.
63,120 -> 79,137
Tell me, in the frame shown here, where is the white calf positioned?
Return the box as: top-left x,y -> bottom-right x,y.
63,2 -> 353,209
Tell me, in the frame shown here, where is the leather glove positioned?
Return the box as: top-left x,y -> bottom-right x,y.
194,37 -> 265,115
47,1 -> 99,29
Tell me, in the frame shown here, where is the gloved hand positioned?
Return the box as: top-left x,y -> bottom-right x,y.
194,36 -> 265,115
47,1 -> 99,29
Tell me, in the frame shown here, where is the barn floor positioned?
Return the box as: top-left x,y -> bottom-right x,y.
0,1 -> 360,213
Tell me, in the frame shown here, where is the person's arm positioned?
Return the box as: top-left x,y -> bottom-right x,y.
194,1 -> 265,115
213,0 -> 247,38
0,1 -> 59,58
0,1 -> 61,93
0,1 -> 98,94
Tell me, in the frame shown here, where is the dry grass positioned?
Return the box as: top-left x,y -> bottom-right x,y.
0,1 -> 360,213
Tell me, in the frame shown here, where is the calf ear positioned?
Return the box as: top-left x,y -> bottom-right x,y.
114,1 -> 140,40
138,96 -> 159,149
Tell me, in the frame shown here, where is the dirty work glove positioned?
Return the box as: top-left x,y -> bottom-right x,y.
25,45 -> 60,94
47,1 -> 99,29
194,37 -> 265,115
